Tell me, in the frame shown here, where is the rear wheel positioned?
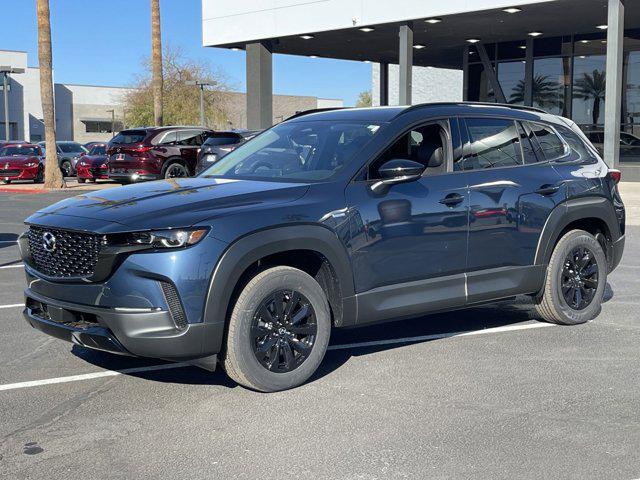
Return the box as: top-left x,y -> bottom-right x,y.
223,266 -> 331,392
34,167 -> 44,183
163,162 -> 190,179
535,229 -> 607,325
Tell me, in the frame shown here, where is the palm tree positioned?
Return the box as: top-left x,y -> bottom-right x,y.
151,0 -> 163,126
36,0 -> 64,188
573,69 -> 606,126
509,74 -> 563,111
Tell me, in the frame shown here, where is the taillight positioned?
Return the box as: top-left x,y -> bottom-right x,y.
137,145 -> 153,153
609,169 -> 622,184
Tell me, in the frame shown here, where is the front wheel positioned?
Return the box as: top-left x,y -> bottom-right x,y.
78,178 -> 86,184
223,266 -> 331,392
535,229 -> 607,325
60,160 -> 72,178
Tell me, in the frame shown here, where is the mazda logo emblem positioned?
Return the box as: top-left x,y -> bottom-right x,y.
42,232 -> 57,253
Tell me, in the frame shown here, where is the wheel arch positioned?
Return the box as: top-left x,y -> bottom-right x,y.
535,197 -> 622,270
202,224 -> 356,354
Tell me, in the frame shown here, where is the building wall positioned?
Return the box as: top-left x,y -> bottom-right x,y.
372,64 -> 463,106
202,0 -> 557,46
216,91 -> 343,129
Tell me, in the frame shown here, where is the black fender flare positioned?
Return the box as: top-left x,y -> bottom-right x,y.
202,224 -> 356,354
534,196 -> 622,267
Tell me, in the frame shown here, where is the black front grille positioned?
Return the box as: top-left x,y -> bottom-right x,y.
27,226 -> 102,278
0,169 -> 21,177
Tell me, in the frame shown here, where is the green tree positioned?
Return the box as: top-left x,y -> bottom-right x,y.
123,47 -> 231,128
356,90 -> 372,107
573,69 -> 606,125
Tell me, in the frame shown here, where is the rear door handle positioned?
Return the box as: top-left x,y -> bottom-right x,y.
439,193 -> 465,207
535,183 -> 564,196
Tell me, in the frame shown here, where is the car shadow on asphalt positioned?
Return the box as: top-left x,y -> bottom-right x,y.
70,296 -> 545,389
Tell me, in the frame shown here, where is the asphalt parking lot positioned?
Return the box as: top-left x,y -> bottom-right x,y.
0,186 -> 639,480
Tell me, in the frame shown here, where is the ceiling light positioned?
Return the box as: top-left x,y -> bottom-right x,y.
359,27 -> 375,32
309,55 -> 318,58
469,51 -> 475,55
231,47 -> 241,51
580,39 -> 590,44
579,55 -> 587,59
300,34 -> 314,40
597,24 -> 608,30
519,45 -> 527,50
413,44 -> 426,49
363,60 -> 371,63
502,7 -> 522,13
466,38 -> 481,44
425,18 -> 442,24
528,31 -> 543,37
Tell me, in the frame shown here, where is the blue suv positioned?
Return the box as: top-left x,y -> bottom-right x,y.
20,104 -> 625,392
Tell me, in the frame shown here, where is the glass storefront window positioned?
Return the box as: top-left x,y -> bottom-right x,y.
572,55 -> 607,127
532,57 -> 570,116
467,63 -> 495,102
498,61 -> 526,105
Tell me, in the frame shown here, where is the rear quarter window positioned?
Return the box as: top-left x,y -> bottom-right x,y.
555,125 -> 599,164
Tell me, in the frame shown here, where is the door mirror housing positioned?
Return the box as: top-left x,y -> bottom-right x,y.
371,159 -> 425,194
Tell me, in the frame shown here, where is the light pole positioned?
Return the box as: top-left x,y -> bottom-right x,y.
186,80 -> 215,126
106,109 -> 115,138
0,66 -> 25,141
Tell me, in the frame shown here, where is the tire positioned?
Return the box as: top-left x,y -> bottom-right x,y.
0,179 -> 10,184
89,178 -> 97,183
60,160 -> 72,178
223,266 -> 331,392
535,229 -> 607,325
78,178 -> 86,184
34,167 -> 44,183
163,161 -> 190,179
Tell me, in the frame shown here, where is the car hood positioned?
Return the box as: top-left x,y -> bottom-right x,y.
26,177 -> 310,234
0,155 -> 35,166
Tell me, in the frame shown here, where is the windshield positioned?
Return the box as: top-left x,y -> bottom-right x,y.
0,146 -> 40,156
88,145 -> 107,155
201,120 -> 380,181
59,142 -> 86,153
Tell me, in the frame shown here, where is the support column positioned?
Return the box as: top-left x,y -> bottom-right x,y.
379,62 -> 389,106
399,23 -> 413,105
477,43 -> 506,103
463,46 -> 469,101
246,42 -> 273,130
604,0 -> 625,168
524,37 -> 534,106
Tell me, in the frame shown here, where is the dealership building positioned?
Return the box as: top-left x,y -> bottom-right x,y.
202,0 -> 640,179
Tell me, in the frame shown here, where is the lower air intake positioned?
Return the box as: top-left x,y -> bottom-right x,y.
159,281 -> 188,329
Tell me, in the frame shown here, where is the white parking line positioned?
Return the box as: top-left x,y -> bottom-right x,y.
0,322 -> 554,393
0,303 -> 22,309
0,264 -> 23,269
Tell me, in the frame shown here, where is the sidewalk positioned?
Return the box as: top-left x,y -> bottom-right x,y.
619,182 -> 639,225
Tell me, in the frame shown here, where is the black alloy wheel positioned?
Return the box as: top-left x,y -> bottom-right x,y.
252,290 -> 317,373
165,163 -> 189,179
60,160 -> 72,177
561,246 -> 599,310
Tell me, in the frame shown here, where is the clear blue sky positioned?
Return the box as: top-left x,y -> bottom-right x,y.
0,0 -> 371,106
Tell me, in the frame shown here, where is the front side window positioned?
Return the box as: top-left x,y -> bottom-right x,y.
526,122 -> 568,161
201,120 -> 380,182
462,118 -> 522,170
0,146 -> 40,156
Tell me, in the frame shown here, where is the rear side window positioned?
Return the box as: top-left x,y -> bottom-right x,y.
176,130 -> 203,146
111,130 -> 147,145
462,118 -> 522,170
526,122 -> 568,161
516,122 -> 540,164
555,125 -> 599,163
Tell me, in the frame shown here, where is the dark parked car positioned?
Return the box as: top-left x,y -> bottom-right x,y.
585,130 -> 640,163
37,141 -> 88,177
195,130 -> 261,174
107,126 -> 214,183
19,103 -> 625,392
76,143 -> 108,183
0,143 -> 44,184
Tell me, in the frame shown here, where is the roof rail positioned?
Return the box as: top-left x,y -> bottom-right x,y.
398,101 -> 547,117
284,107 -> 345,122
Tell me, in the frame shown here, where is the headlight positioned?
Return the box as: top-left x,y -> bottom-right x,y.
78,161 -> 87,167
110,228 -> 209,249
24,162 -> 37,167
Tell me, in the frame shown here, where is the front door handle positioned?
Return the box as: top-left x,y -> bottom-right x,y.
439,193 -> 465,207
535,182 -> 564,196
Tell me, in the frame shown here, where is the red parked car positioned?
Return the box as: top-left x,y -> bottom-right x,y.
107,126 -> 214,183
76,143 -> 108,183
0,143 -> 44,184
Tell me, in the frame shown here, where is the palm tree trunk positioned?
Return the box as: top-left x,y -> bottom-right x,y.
151,0 -> 163,126
37,0 -> 64,188
593,98 -> 600,126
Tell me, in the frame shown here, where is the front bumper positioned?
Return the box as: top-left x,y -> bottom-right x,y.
23,288 -> 224,361
0,165 -> 39,180
77,165 -> 108,179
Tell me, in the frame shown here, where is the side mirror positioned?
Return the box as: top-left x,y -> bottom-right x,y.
371,159 -> 425,194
